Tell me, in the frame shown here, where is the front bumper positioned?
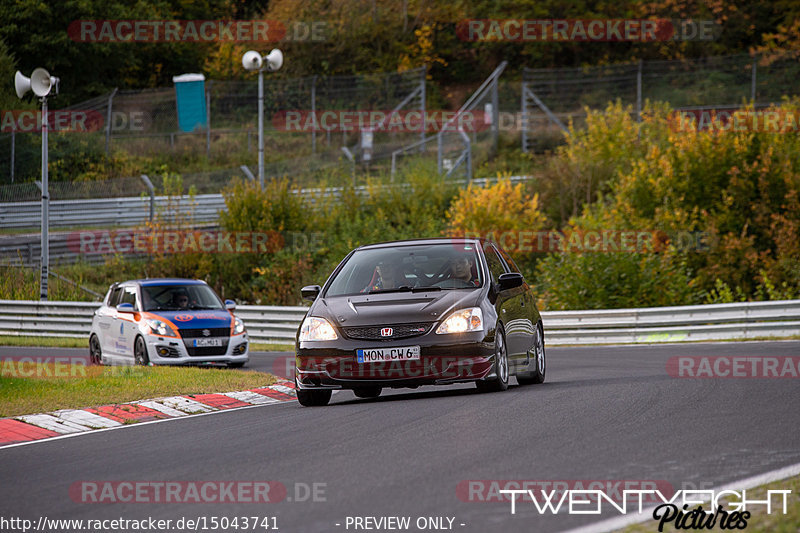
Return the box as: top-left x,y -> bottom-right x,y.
295,331 -> 495,389
145,332 -> 250,365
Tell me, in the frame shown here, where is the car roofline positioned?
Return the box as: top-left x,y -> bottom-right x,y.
355,238 -> 484,251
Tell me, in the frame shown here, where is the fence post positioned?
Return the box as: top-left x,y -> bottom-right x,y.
437,132 -> 442,174
105,88 -> 118,156
10,130 -> 14,183
751,54 -> 757,102
636,60 -> 643,123
206,81 -> 212,160
521,70 -> 527,153
140,174 -> 155,226
419,67 -> 426,150
491,75 -> 499,155
311,75 -> 317,154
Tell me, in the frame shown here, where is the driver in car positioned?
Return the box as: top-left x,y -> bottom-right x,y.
172,291 -> 191,309
449,255 -> 480,287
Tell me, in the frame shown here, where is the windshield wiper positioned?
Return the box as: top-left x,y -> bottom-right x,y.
368,285 -> 443,294
368,286 -> 413,294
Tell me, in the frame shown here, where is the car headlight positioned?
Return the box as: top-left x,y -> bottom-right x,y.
233,317 -> 246,335
146,319 -> 177,337
436,307 -> 483,334
298,316 -> 338,342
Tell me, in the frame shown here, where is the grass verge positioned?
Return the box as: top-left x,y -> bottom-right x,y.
618,473 -> 800,532
0,336 -> 294,352
0,364 -> 277,418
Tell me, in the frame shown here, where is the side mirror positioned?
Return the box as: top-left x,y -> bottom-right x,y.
116,303 -> 135,313
301,285 -> 321,301
225,299 -> 236,310
498,272 -> 524,291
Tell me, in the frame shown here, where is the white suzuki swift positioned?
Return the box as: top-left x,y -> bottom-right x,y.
89,278 -> 249,367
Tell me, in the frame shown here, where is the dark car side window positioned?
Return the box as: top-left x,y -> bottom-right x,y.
496,246 -> 521,274
483,244 -> 508,284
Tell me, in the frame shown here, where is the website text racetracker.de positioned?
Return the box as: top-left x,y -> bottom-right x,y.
1,515 -> 278,532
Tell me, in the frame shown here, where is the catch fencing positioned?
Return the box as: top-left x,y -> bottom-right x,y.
1,299 -> 798,346
521,52 -> 800,151
0,68 -> 427,185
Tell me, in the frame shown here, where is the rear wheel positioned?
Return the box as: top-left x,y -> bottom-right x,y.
476,326 -> 509,393
353,386 -> 382,399
89,334 -> 102,365
134,336 -> 150,366
296,388 -> 332,407
518,322 -> 546,385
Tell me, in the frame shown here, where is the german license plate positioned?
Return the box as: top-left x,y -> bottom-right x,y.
357,346 -> 420,363
194,338 -> 223,347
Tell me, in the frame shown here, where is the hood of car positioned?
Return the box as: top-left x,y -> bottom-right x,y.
315,289 -> 482,328
148,309 -> 232,329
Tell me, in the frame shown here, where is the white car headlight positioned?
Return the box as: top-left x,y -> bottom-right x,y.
436,307 -> 483,334
233,317 -> 246,335
146,319 -> 177,337
299,316 -> 338,341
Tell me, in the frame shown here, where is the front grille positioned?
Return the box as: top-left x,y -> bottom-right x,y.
341,323 -> 432,341
180,327 -> 230,338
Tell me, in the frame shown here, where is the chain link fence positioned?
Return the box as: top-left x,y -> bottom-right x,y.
0,67 -> 427,185
522,52 -> 800,151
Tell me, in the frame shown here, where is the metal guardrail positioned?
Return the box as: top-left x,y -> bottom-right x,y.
1,299 -> 799,347
1,176 -> 533,231
0,194 -> 227,230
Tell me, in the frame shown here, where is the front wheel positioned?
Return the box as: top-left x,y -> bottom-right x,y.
89,334 -> 102,365
134,336 -> 150,366
476,326 -> 509,393
227,362 -> 246,368
296,388 -> 332,407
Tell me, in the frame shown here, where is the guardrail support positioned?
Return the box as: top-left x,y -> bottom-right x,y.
140,174 -> 155,225
105,88 -> 118,156
240,165 -> 255,181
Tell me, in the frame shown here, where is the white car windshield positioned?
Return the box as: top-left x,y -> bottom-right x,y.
141,285 -> 224,311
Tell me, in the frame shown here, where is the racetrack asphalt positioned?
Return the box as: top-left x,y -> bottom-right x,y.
0,341 -> 798,532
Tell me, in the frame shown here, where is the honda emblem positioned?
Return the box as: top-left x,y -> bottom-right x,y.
380,327 -> 393,337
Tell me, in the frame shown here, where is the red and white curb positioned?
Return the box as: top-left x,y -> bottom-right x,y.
0,381 -> 296,448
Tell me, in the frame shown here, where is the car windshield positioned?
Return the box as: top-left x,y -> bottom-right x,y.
141,284 -> 224,311
325,243 -> 483,297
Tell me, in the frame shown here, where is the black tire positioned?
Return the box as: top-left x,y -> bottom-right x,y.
476,325 -> 509,393
227,362 -> 246,368
353,386 -> 382,399
134,336 -> 150,366
89,334 -> 102,365
296,388 -> 332,407
518,322 -> 546,385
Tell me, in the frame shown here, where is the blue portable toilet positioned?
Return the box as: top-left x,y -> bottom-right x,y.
173,73 -> 207,132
